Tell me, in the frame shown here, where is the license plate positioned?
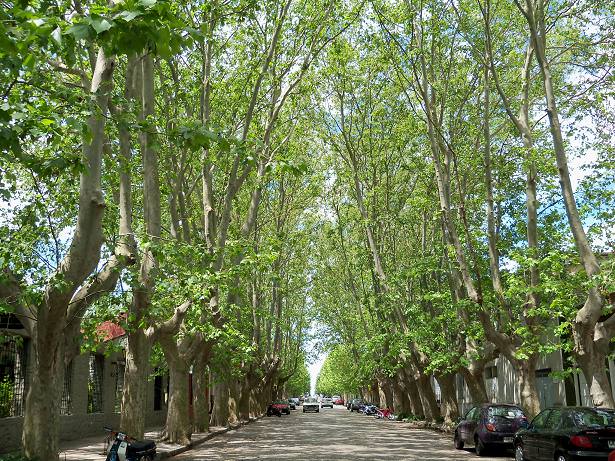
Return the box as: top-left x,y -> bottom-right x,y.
608,440 -> 615,449
503,437 -> 513,443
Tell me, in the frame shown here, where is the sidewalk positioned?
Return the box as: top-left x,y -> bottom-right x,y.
59,420 -> 259,461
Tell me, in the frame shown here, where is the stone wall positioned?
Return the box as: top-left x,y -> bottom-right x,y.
0,345 -> 168,454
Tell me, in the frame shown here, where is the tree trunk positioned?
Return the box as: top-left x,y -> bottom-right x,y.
416,374 -> 440,422
379,379 -> 394,409
515,356 -> 541,418
400,370 -> 424,418
22,333 -> 64,461
22,48 -> 114,461
577,343 -> 614,408
211,378 -> 230,427
164,361 -> 192,444
435,373 -> 459,424
460,367 -> 489,405
192,361 -> 210,433
228,379 -> 240,425
238,375 -> 253,422
392,380 -> 411,415
120,330 -> 151,438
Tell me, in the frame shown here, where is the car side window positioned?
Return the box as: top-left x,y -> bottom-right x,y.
465,407 -> 477,421
545,409 -> 562,430
531,410 -> 551,429
472,408 -> 481,422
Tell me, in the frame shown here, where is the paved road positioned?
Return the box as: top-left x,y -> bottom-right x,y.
174,406 -> 514,460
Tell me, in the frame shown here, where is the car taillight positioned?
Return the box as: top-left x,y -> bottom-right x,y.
570,435 -> 593,448
485,423 -> 496,432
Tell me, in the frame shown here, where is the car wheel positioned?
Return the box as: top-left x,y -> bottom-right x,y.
277,413 -> 281,417
475,436 -> 487,457
514,444 -> 525,461
555,453 -> 570,461
454,431 -> 464,450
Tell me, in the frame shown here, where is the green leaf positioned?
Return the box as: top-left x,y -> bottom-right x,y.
68,23 -> 92,41
115,10 -> 142,22
51,27 -> 62,46
90,18 -> 113,34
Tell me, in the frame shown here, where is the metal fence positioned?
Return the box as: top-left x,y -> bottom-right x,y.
61,360 -> 73,415
87,354 -> 104,413
0,336 -> 27,417
114,360 -> 125,413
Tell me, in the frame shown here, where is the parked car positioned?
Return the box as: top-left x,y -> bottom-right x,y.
303,397 -> 320,413
289,397 -> 300,407
349,399 -> 364,412
266,402 -> 282,417
287,399 -> 296,410
321,397 -> 333,408
272,400 -> 290,415
333,396 -> 345,405
514,406 -> 615,461
454,403 -> 528,456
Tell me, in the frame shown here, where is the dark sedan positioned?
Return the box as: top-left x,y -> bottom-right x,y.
349,399 -> 365,412
514,407 -> 615,461
454,403 -> 528,456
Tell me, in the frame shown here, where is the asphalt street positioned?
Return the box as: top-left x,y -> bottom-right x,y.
173,405 -> 515,460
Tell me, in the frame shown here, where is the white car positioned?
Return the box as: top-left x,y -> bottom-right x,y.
303,397 -> 320,413
320,397 -> 333,408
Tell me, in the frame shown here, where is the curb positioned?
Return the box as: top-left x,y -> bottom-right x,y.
156,415 -> 264,460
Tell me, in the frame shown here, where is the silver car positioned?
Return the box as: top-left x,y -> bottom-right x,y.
302,397 -> 320,413
320,397 -> 333,408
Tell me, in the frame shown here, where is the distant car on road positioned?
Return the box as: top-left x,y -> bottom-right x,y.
454,403 -> 527,456
333,397 -> 345,405
287,399 -> 296,410
272,400 -> 290,415
349,399 -> 364,412
514,406 -> 615,461
303,397 -> 320,413
289,397 -> 300,407
321,397 -> 333,408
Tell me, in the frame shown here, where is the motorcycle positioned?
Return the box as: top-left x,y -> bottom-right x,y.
104,426 -> 156,461
360,403 -> 378,415
375,408 -> 395,420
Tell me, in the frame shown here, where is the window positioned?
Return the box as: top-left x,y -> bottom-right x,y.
571,408 -> 615,428
465,407 -> 477,421
0,336 -> 27,417
484,366 -> 498,379
60,361 -> 73,415
488,406 -> 524,419
87,354 -> 104,413
531,410 -> 551,429
545,408 -> 562,429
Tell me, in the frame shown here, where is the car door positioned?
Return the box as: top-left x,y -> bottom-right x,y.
538,408 -> 562,461
524,410 -> 551,460
460,407 -> 477,443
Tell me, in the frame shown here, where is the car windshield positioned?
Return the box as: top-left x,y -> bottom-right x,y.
305,398 -> 317,403
488,406 -> 524,419
571,409 -> 615,428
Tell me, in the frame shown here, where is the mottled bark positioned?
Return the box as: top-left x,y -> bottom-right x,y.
192,359 -> 210,433
22,48 -> 114,461
435,373 -> 459,424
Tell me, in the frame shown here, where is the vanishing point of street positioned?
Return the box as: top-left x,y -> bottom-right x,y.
174,406 -> 514,461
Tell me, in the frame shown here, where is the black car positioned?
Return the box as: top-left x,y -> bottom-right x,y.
454,403 -> 528,456
514,407 -> 615,461
349,399 -> 365,412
